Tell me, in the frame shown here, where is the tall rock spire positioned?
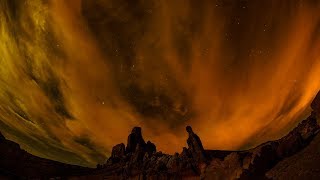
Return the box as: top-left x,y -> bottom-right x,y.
126,127 -> 146,153
186,126 -> 208,163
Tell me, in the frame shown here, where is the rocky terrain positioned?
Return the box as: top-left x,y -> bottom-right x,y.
0,132 -> 92,179
1,92 -> 320,179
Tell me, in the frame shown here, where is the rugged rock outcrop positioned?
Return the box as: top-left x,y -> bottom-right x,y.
97,109 -> 319,180
100,102 -> 320,179
106,143 -> 126,164
126,127 -> 146,153
1,91 -> 320,179
186,126 -> 208,163
96,126 -> 202,179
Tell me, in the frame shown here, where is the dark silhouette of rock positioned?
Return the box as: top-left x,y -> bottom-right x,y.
113,143 -> 126,157
107,143 -> 125,164
0,132 -> 5,141
99,127 -> 201,179
186,126 -> 208,163
126,127 -> 146,153
146,140 -> 156,155
0,132 -> 92,179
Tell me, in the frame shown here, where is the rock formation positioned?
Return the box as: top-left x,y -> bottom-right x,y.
126,127 -> 146,153
186,126 -> 208,163
1,91 -> 320,179
95,90 -> 320,179
106,143 -> 126,164
97,126 -> 202,179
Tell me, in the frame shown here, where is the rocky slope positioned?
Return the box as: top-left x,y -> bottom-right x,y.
0,91 -> 320,179
266,91 -> 320,180
0,133 -> 92,179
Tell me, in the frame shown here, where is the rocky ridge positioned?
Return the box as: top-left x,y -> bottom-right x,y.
95,125 -> 209,179
97,91 -> 320,179
0,133 -> 92,179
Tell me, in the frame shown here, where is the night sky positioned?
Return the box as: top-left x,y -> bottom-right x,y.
0,0 -> 320,167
